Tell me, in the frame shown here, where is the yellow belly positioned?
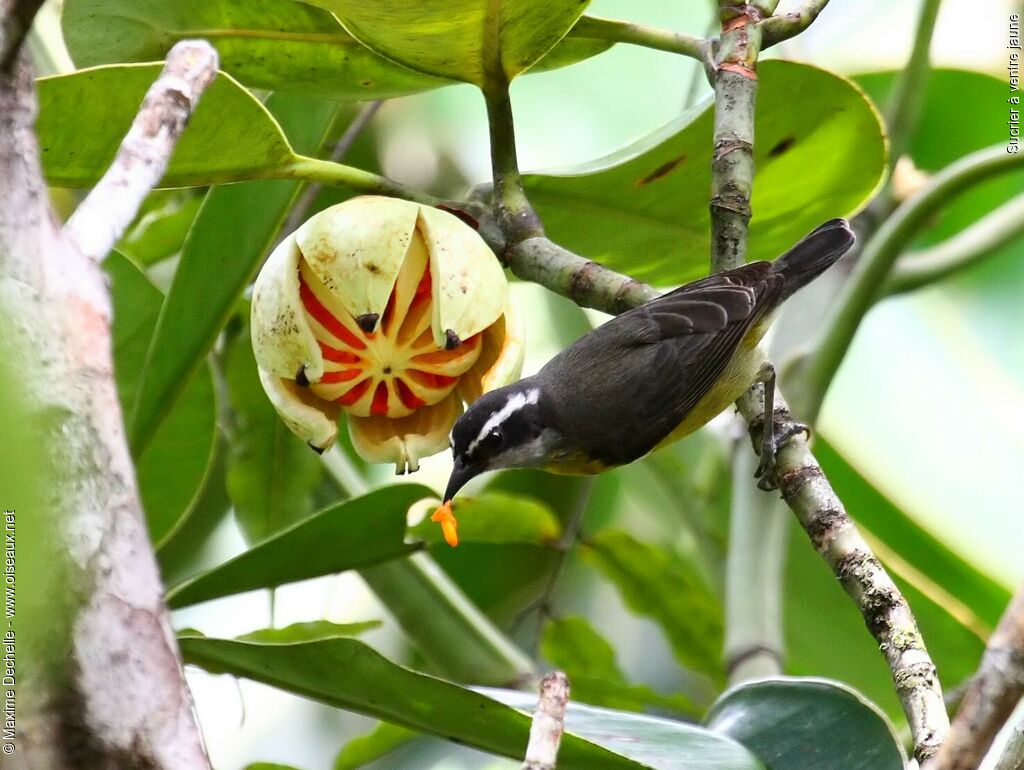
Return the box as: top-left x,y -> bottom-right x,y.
654,321 -> 768,450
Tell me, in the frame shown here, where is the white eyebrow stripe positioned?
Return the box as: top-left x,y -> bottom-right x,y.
467,388 -> 540,456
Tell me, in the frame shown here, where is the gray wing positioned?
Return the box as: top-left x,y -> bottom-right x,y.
543,263 -> 783,465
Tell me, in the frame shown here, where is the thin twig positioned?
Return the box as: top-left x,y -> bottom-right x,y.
64,40 -> 218,262
280,100 -> 382,238
930,582 -> 1024,770
759,0 -> 833,46
569,15 -> 706,60
514,478 -> 595,641
523,672 -> 570,770
884,191 -> 1024,295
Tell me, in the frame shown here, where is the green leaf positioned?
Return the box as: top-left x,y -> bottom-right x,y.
127,92 -> 338,454
311,0 -> 593,85
180,633 -> 760,769
705,677 -> 905,770
334,722 -> 418,770
155,433 -> 233,586
245,764 -> 304,770
105,251 -> 216,546
237,620 -> 381,644
524,60 -> 886,285
483,688 -> 765,769
857,69 -> 1024,253
38,65 -> 296,187
583,530 -> 723,680
225,315 -> 324,544
62,0 -> 450,99
119,193 -> 202,266
409,491 -> 561,546
542,616 -> 698,717
165,485 -> 430,608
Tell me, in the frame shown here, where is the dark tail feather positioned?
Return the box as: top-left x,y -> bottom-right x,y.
773,218 -> 855,301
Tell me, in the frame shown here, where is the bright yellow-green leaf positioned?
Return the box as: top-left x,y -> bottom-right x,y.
37,65 -> 295,188
62,0 -> 450,99
309,0 -> 593,86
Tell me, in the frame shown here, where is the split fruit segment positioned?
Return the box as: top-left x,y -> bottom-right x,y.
251,196 -> 523,475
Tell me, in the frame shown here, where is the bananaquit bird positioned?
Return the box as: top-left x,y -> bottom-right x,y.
431,219 -> 855,546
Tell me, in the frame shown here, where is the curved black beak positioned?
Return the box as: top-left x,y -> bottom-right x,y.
442,455 -> 485,503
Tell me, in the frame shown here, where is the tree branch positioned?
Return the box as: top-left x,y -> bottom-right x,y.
522,672 -> 570,770
994,715 -> 1024,770
795,144 -> 1024,422
64,41 -> 218,262
883,191 -> 1024,295
0,39 -> 212,769
709,2 -> 765,271
736,375 -> 948,762
930,582 -> 1024,770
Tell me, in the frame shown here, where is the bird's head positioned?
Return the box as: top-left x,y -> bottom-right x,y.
442,379 -> 552,503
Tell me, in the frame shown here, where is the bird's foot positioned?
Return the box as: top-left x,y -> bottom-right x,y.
754,417 -> 810,491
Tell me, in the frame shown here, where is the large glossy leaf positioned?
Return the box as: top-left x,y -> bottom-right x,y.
38,65 -> 295,187
105,251 -> 216,546
127,93 -> 338,453
583,530 -> 724,680
180,632 -> 761,769
705,677 -> 904,770
524,60 -> 886,286
484,688 -> 765,769
225,315 -> 324,544
164,485 -> 430,608
62,0 -> 450,99
62,0 -> 608,99
310,0 -> 593,85
542,615 -> 698,717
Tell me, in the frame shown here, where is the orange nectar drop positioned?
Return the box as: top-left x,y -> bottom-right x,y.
430,501 -> 459,547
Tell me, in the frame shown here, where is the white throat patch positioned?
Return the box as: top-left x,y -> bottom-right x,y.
467,388 -> 540,456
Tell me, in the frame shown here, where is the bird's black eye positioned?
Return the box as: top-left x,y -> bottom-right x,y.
484,428 -> 502,447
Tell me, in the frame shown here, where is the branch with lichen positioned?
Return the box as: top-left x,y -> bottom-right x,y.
1,34 -> 214,769
929,582 -> 1024,770
705,2 -> 946,758
522,672 -> 570,770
